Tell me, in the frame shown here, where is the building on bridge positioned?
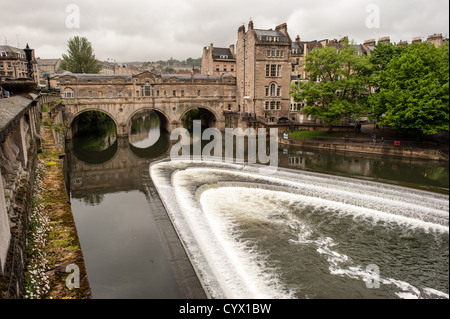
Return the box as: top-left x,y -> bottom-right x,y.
52,71 -> 236,136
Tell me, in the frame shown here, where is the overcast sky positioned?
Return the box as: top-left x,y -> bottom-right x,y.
1,0 -> 448,62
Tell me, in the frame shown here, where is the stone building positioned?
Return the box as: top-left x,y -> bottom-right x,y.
236,21 -> 293,123
37,58 -> 61,87
201,43 -> 237,77
0,45 -> 39,83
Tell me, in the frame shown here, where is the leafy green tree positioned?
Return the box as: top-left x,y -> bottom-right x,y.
60,36 -> 101,73
290,42 -> 372,131
368,43 -> 408,121
369,42 -> 449,135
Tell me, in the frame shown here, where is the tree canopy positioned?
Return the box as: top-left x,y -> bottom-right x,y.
369,42 -> 449,135
290,42 -> 372,129
60,36 -> 101,74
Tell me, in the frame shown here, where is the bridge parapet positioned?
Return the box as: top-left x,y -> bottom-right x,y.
0,93 -> 44,298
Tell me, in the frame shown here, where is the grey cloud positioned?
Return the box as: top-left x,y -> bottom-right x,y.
0,0 -> 448,62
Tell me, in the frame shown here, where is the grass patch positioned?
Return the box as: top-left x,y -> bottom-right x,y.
288,131 -> 328,140
45,161 -> 57,167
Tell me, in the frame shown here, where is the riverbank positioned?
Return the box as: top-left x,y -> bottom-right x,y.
24,114 -> 91,299
279,136 -> 448,161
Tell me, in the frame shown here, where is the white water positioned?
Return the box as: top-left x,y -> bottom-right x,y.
150,160 -> 449,299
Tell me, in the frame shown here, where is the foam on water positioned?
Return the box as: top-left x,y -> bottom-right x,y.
150,160 -> 449,299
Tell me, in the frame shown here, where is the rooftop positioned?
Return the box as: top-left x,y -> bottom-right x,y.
254,29 -> 289,42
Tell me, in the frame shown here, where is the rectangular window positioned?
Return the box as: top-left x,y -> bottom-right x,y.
228,104 -> 232,110
276,50 -> 280,57
271,65 -> 277,77
281,51 -> 284,57
88,91 -> 93,98
270,101 -> 276,110
216,65 -> 220,71
277,65 -> 282,77
109,91 -> 113,98
277,87 -> 281,96
265,87 -> 269,97
181,90 -> 185,97
198,90 -> 201,96
292,64 -> 296,72
214,90 -> 217,97
231,65 -> 235,72
266,65 -> 270,77
276,101 -> 281,110
265,101 -> 270,110
223,65 -> 227,71
267,50 -> 271,57
173,90 -> 176,97
272,49 -> 276,57
128,91 -> 132,98
156,90 -> 160,97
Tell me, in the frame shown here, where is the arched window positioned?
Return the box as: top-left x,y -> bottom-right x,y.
144,81 -> 151,97
270,83 -> 277,97
64,88 -> 74,99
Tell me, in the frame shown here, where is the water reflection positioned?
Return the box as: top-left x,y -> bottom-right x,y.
71,111 -> 118,165
129,111 -> 161,149
279,145 -> 449,192
64,112 -> 205,299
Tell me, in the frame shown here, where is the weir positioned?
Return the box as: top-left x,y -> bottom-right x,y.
150,160 -> 449,299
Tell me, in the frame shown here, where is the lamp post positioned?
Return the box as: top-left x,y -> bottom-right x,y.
23,43 -> 34,81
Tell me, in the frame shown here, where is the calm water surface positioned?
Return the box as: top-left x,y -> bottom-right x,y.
64,110 -> 449,299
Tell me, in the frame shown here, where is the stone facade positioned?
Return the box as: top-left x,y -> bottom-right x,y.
54,71 -> 237,135
201,44 -> 237,77
0,45 -> 39,84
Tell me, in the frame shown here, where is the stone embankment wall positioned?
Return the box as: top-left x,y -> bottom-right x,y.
279,137 -> 448,161
0,93 -> 56,299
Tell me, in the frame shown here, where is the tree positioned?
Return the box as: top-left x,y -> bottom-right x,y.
60,36 -> 101,73
369,42 -> 449,135
368,43 -> 408,121
290,42 -> 372,131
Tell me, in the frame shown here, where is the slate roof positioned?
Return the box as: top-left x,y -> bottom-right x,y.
37,58 -> 60,66
291,42 -> 304,54
254,29 -> 289,42
212,47 -> 234,59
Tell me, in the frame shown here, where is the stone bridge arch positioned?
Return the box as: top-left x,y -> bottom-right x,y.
178,106 -> 220,130
65,107 -> 120,140
127,107 -> 171,133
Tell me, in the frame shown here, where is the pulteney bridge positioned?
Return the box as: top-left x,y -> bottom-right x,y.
52,71 -> 237,137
